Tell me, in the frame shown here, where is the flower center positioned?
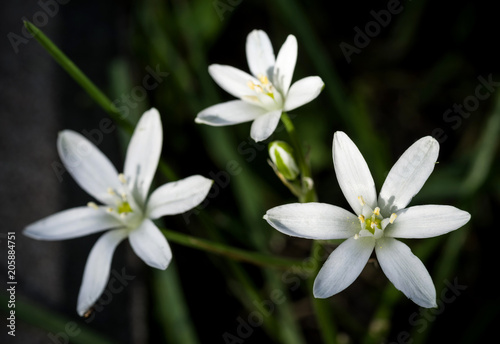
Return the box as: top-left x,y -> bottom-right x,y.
355,196 -> 397,239
105,174 -> 134,217
245,74 -> 283,110
358,207 -> 382,235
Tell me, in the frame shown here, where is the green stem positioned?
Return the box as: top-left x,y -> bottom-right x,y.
24,21 -> 133,132
281,112 -> 317,202
160,228 -> 302,269
281,112 -> 337,343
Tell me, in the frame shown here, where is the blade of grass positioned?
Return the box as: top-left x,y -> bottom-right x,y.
23,21 -> 132,132
160,227 -> 301,269
152,262 -> 200,344
0,295 -> 116,344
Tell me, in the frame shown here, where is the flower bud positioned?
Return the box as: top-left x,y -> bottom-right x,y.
268,141 -> 300,180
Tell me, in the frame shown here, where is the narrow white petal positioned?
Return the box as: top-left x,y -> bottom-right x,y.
250,110 -> 282,142
195,100 -> 266,126
375,238 -> 437,308
129,219 -> 172,270
24,206 -> 123,240
147,175 -> 213,219
246,30 -> 275,78
313,236 -> 375,298
57,130 -> 120,205
77,229 -> 128,316
378,136 -> 439,216
264,203 -> 359,240
124,108 -> 163,205
384,205 -> 470,239
284,76 -> 325,112
332,131 -> 377,215
209,64 -> 258,99
273,35 -> 297,95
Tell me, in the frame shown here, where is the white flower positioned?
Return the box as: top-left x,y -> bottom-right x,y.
24,108 -> 213,316
195,29 -> 324,142
264,132 -> 470,308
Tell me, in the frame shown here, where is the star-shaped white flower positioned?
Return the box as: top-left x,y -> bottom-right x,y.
195,29 -> 324,142
264,132 -> 470,308
24,108 -> 213,316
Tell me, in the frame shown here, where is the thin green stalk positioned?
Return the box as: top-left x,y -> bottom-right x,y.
281,112 -> 337,343
152,263 -> 200,344
0,295 -> 115,344
160,228 -> 302,269
281,112 -> 317,203
23,21 -> 131,132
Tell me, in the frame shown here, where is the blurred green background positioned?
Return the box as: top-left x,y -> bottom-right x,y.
1,0 -> 498,343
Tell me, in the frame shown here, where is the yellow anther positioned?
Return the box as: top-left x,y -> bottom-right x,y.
247,81 -> 256,90
358,215 -> 365,223
358,196 -> 366,206
258,74 -> 269,85
107,187 -> 115,195
87,202 -> 99,210
106,207 -> 114,213
373,207 -> 381,216
389,213 -> 397,224
118,173 -> 127,184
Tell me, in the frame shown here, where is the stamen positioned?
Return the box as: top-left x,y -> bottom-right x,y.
354,234 -> 359,240
358,196 -> 365,206
358,215 -> 365,223
373,207 -> 381,216
107,187 -> 115,195
247,81 -> 255,90
389,213 -> 397,224
258,74 -> 269,85
106,207 -> 114,213
87,202 -> 99,210
118,173 -> 127,184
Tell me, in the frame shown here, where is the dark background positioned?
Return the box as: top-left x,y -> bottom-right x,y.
1,0 -> 498,343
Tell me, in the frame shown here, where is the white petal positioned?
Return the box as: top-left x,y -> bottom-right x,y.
273,35 -> 297,95
246,30 -> 275,78
129,219 -> 172,270
250,110 -> 282,142
77,229 -> 128,316
209,64 -> 258,99
313,236 -> 375,298
332,131 -> 377,215
123,108 -> 162,205
58,130 -> 120,205
264,203 -> 359,240
284,76 -> 324,112
375,238 -> 437,308
146,175 -> 213,219
195,100 -> 266,126
378,136 -> 439,215
384,205 -> 470,239
24,206 -> 123,240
